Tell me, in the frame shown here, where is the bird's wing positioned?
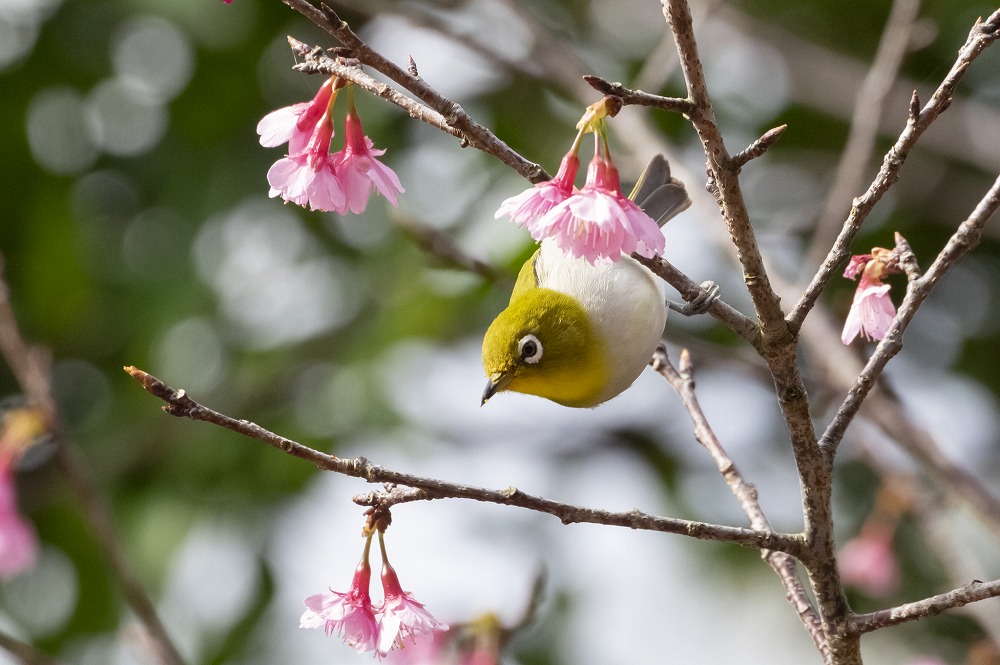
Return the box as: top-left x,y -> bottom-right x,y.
510,247 -> 542,302
629,155 -> 692,227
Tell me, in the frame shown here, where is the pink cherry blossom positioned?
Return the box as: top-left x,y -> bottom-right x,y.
266,107 -> 347,212
257,78 -> 336,154
495,152 -> 579,231
376,561 -> 447,657
536,156 -> 664,264
841,254 -> 896,344
839,524 -> 901,597
333,109 -> 405,214
0,459 -> 36,579
301,557 -> 379,653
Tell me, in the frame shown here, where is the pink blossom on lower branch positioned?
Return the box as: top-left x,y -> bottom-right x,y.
301,550 -> 379,653
377,560 -> 448,657
266,106 -> 347,213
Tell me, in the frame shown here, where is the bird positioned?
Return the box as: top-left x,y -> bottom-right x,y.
481,155 -> 693,408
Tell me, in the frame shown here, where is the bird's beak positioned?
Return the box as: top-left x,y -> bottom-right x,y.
481,372 -> 510,406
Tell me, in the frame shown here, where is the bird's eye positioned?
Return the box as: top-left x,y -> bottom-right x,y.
518,334 -> 543,364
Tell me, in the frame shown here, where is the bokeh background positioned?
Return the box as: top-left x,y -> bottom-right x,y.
2,0 -> 1000,663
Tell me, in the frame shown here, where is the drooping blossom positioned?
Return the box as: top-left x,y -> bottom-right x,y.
376,558 -> 448,657
838,523 -> 901,597
0,460 -> 37,579
495,151 -> 579,230
301,539 -> 379,653
535,155 -> 665,264
332,103 -> 405,213
257,77 -> 337,155
841,248 -> 897,345
266,103 -> 347,212
0,407 -> 44,579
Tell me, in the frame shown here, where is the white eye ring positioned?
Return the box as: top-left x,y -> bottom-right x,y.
518,334 -> 543,364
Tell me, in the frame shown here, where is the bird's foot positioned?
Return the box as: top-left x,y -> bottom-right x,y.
668,281 -> 720,316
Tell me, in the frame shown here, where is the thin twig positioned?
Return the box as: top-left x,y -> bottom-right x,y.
0,629 -> 65,665
279,0 -> 548,183
915,495 -> 1000,647
0,262 -> 186,665
803,0 -> 922,276
582,75 -> 694,115
634,255 -> 761,346
288,38 -> 464,141
393,213 -> 504,282
658,5 -> 849,657
125,366 -> 806,555
663,0 -> 788,346
731,125 -> 788,170
789,8 -> 1000,330
789,294 -> 1000,542
848,578 -> 1000,635
651,346 -> 829,660
820,173 -> 1000,457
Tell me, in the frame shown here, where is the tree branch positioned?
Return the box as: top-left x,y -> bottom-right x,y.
789,8 -> 1000,330
0,629 -> 64,665
848,578 -> 1000,635
658,6 -> 849,658
287,38 -> 465,141
651,346 -> 828,660
663,0 -> 789,347
820,173 -> 1000,457
634,255 -> 761,346
582,75 -> 694,115
279,0 -> 548,182
124,366 -> 806,556
731,124 -> 788,170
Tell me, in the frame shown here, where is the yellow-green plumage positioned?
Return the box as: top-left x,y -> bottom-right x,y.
481,155 -> 689,408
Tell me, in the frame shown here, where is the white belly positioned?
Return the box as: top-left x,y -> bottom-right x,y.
535,239 -> 667,403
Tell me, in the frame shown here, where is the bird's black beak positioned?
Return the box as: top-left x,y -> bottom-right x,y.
481,373 -> 507,406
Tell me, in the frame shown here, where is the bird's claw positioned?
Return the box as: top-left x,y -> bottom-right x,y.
668,281 -> 720,316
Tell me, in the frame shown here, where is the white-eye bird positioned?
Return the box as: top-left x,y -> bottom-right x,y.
481,155 -> 691,408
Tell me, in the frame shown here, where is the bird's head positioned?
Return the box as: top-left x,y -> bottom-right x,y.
481,288 -> 608,408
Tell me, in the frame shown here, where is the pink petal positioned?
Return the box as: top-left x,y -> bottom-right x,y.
306,161 -> 347,212
366,159 -> 405,205
842,282 -> 894,344
256,103 -> 307,148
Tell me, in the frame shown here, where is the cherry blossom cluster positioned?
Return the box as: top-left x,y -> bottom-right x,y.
494,97 -> 665,264
258,77 -> 404,214
840,242 -> 906,345
301,531 -> 446,659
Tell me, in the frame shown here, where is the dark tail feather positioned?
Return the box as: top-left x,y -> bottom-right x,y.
629,155 -> 691,227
